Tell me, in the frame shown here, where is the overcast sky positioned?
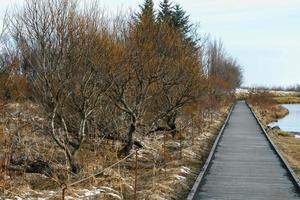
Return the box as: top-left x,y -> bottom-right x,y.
1,0 -> 300,87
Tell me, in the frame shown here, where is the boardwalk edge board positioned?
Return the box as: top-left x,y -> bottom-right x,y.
246,102 -> 300,193
186,104 -> 235,200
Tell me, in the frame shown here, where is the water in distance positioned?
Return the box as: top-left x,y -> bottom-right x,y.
269,104 -> 300,138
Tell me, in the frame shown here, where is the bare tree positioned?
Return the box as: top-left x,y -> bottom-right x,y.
8,0 -> 113,173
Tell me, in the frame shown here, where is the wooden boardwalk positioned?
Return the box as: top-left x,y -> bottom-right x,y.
188,101 -> 300,200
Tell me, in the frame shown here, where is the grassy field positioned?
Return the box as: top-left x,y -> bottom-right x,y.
271,91 -> 300,104
273,96 -> 300,104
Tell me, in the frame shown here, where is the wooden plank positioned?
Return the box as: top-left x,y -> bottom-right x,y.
187,101 -> 300,200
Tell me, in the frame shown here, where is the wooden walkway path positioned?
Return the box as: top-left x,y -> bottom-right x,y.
188,101 -> 300,200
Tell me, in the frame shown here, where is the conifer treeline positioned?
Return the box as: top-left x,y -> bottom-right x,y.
0,0 -> 242,173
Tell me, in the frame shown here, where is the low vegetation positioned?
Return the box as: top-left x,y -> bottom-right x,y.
270,131 -> 300,177
244,87 -> 300,104
273,96 -> 300,104
247,90 -> 289,124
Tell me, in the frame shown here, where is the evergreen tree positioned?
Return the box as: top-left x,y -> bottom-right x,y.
135,0 -> 156,24
158,0 -> 173,23
172,4 -> 191,35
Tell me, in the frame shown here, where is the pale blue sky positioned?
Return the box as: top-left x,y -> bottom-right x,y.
1,0 -> 300,87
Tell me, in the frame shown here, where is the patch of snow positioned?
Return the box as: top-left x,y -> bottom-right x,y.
83,189 -> 93,196
295,135 -> 300,139
94,189 -> 101,195
74,193 -> 84,198
235,88 -> 249,94
182,166 -> 190,171
82,188 -> 105,197
65,196 -> 75,200
100,186 -> 118,193
180,167 -> 190,174
14,197 -> 23,200
107,193 -> 122,199
270,90 -> 297,95
74,193 -> 84,199
174,175 -> 186,181
126,184 -> 134,191
169,142 -> 180,147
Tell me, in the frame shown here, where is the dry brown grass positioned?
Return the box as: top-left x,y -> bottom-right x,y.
269,91 -> 300,104
0,101 -> 230,199
254,104 -> 289,125
63,111 -> 227,200
273,96 -> 300,104
270,133 -> 300,177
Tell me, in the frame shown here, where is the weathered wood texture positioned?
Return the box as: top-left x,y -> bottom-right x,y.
192,101 -> 300,200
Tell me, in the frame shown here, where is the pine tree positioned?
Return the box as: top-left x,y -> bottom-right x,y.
135,0 -> 156,24
158,0 -> 173,23
172,4 -> 191,35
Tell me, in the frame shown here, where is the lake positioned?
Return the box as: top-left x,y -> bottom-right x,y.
269,104 -> 300,137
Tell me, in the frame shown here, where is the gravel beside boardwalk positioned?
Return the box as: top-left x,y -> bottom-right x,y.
193,101 -> 300,200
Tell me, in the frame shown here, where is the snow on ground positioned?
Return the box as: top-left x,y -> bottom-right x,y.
269,90 -> 298,95
235,88 -> 249,94
235,88 -> 299,96
174,175 -> 186,181
180,166 -> 190,174
71,187 -> 121,199
82,188 -> 103,196
106,193 -> 122,199
4,186 -> 122,200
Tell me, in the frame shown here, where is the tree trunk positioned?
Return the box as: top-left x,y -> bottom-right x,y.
69,158 -> 80,174
66,149 -> 80,174
120,122 -> 136,156
167,113 -> 177,137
